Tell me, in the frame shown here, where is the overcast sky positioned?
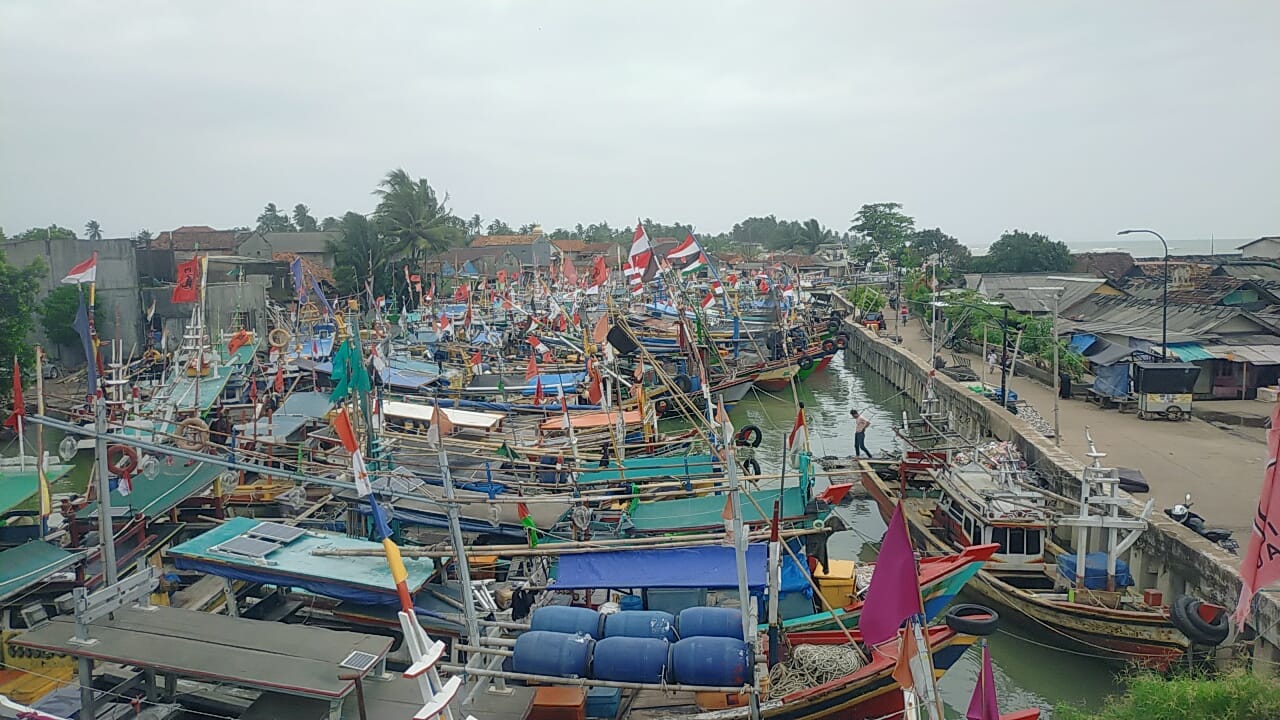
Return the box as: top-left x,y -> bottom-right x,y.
2,1 -> 1277,254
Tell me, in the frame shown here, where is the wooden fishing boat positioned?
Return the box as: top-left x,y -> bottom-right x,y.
861,434 -> 1229,669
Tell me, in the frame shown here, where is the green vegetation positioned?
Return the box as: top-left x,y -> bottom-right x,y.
0,244 -> 46,398
1056,671 -> 1280,720
845,286 -> 887,314
973,229 -> 1073,273
372,168 -> 464,259
85,219 -> 103,241
40,285 -> 101,348
922,289 -> 1085,379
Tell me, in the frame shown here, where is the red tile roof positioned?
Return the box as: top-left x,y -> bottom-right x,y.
156,226 -> 239,252
273,252 -> 334,284
471,233 -> 542,247
551,239 -> 588,253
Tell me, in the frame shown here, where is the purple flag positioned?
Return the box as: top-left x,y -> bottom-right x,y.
290,257 -> 306,303
966,642 -> 999,720
859,504 -> 922,646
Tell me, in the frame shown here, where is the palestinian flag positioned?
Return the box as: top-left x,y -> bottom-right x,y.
518,502 -> 539,548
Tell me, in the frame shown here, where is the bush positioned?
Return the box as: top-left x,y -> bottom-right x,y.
1056,671 -> 1280,720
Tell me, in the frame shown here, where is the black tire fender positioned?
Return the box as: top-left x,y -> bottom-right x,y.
674,373 -> 693,394
655,399 -> 670,416
797,354 -> 814,371
944,604 -> 999,637
735,425 -> 763,448
836,332 -> 849,349
742,458 -> 761,476
822,339 -> 836,352
1170,595 -> 1229,646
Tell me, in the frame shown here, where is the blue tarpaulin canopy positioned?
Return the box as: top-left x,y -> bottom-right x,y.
1068,333 -> 1098,353
550,544 -> 810,593
1055,552 -> 1133,589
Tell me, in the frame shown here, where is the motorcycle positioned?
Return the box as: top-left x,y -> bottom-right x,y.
1164,493 -> 1239,554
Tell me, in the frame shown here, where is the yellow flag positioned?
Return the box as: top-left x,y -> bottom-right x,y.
37,464 -> 51,518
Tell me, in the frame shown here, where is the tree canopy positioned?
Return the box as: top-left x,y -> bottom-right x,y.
255,203 -> 295,233
977,230 -> 1073,273
292,204 -> 318,232
373,168 -> 463,258
10,225 -> 77,243
329,212 -> 398,297
0,249 -> 45,397
850,202 -> 915,259
909,227 -> 971,269
39,285 -> 101,348
85,220 -> 103,241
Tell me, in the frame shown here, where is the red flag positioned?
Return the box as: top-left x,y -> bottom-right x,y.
433,403 -> 455,437
587,359 -> 603,404
533,376 -> 545,406
470,351 -> 483,370
333,405 -> 358,452
3,357 -> 22,429
891,627 -> 916,691
592,314 -> 610,344
562,260 -> 579,285
454,283 -> 469,302
525,354 -> 539,382
528,336 -> 551,362
590,255 -> 609,287
860,505 -> 924,646
172,258 -> 201,303
1235,401 -> 1280,628
274,362 -> 285,393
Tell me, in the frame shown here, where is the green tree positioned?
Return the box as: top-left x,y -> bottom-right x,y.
328,212 -> 398,296
0,249 -> 45,399
373,168 -> 463,259
85,220 -> 103,241
39,285 -> 102,348
135,228 -> 153,249
319,216 -> 340,231
13,225 -> 77,243
255,203 -> 295,233
909,227 -> 971,269
795,218 -> 834,254
979,230 -> 1073,273
849,202 -> 915,259
467,214 -> 483,237
485,218 -> 514,235
292,204 -> 318,232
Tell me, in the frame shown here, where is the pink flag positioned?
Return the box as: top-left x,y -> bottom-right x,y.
859,504 -> 923,647
966,642 -> 999,720
1234,400 -> 1280,629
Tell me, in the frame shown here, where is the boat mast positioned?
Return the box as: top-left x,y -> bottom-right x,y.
721,399 -> 762,720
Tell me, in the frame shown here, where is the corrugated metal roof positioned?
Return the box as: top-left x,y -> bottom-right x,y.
1164,342 -> 1217,361
1205,344 -> 1280,365
971,274 -> 1106,313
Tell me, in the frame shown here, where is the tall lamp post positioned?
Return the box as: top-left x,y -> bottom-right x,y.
1117,228 -> 1168,360
935,300 -> 1013,410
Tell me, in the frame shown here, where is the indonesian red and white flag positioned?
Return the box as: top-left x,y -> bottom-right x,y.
62,252 -> 97,284
700,291 -> 715,310
562,260 -> 579,285
528,335 -> 551,362
1235,401 -> 1280,628
782,283 -> 797,299
787,405 -> 808,455
666,234 -> 701,262
525,353 -> 539,381
437,314 -> 451,334
470,351 -> 483,370
629,223 -> 655,281
710,279 -> 724,296
333,406 -> 372,496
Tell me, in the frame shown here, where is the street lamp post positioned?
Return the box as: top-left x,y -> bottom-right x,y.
1030,286 -> 1065,446
1117,229 -> 1168,360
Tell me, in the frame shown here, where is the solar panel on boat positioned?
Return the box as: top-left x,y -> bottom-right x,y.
214,536 -> 280,559
339,650 -> 380,672
245,521 -> 307,544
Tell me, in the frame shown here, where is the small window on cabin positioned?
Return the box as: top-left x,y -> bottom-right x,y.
1026,530 -> 1042,556
949,503 -> 963,521
1007,528 -> 1026,555
962,516 -> 972,538
992,527 -> 1008,552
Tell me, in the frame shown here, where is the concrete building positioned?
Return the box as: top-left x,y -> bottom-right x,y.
1,235 -> 143,364
1236,235 -> 1280,259
236,231 -> 340,270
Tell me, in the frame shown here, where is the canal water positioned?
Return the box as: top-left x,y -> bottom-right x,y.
0,352 -> 1122,716
733,352 -> 1121,718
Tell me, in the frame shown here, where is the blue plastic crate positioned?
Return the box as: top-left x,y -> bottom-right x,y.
586,686 -> 621,719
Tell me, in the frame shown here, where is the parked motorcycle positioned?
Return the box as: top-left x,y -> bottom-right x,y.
1164,493 -> 1239,554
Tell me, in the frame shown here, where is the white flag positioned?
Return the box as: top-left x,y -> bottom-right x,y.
352,448 -> 373,497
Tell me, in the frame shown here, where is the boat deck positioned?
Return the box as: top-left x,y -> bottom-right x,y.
12,605 -> 393,703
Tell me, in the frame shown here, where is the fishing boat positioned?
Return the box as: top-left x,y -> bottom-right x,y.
862,429 -> 1230,669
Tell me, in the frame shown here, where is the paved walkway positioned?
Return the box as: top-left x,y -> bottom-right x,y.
890,317 -> 1270,536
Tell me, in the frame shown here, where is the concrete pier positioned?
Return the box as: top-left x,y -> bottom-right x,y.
836,302 -> 1280,673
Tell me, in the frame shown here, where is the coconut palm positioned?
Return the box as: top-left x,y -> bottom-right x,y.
256,203 -> 294,233
468,214 -> 483,237
795,218 -> 834,254
373,169 -> 462,259
292,204 -> 318,232
85,220 -> 103,242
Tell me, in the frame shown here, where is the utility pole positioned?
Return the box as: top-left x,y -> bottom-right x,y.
1031,287 -> 1065,446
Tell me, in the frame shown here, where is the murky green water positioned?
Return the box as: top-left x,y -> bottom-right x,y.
733,352 -> 1122,718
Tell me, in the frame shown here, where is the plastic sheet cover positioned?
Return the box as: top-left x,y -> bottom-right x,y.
552,544 -> 810,593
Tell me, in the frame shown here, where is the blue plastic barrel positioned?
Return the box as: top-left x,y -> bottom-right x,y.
512,631 -> 594,678
677,606 -> 744,640
591,637 -> 670,683
619,595 -> 644,611
603,611 -> 677,641
530,605 -> 602,638
669,637 -> 751,687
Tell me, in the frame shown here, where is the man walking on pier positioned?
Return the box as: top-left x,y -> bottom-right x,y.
851,409 -> 872,458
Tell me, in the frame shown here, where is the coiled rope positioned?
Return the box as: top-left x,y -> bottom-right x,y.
766,643 -> 865,698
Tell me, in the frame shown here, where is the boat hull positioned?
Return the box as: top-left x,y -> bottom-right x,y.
860,468 -> 1191,670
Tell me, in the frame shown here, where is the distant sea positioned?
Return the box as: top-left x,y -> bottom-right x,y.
966,236 -> 1249,259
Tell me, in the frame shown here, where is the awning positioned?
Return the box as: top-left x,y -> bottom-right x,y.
1068,333 -> 1098,353
540,410 -> 641,432
382,400 -> 505,430
1083,340 -> 1136,367
0,541 -> 83,603
1164,342 -> 1217,362
550,544 -> 810,593
1206,344 -> 1280,365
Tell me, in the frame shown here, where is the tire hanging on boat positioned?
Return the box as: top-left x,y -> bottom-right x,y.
836,332 -> 849,349
1170,595 -> 1229,646
822,339 -> 836,352
797,354 -> 814,371
268,328 -> 291,349
735,425 -> 763,448
742,458 -> 761,476
674,373 -> 693,394
944,604 -> 999,636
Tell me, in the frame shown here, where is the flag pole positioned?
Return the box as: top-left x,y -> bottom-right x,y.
35,347 -> 50,536
14,356 -> 25,471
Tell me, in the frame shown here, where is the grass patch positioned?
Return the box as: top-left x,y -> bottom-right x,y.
1055,670 -> 1280,720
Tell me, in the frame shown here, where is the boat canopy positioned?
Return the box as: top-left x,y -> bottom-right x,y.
550,543 -> 810,593
539,410 -> 641,432
518,373 -> 586,395
628,486 -> 806,532
81,461 -> 223,519
577,454 -> 719,484
0,541 -> 83,603
0,464 -> 74,514
382,400 -> 504,431
168,516 -> 437,605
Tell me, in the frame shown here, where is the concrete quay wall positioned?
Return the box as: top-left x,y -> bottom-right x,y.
837,304 -> 1280,672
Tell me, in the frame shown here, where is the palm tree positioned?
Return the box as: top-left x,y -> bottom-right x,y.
256,203 -> 294,233
85,220 -> 103,242
468,214 -> 483,237
328,212 -> 398,296
795,218 -> 833,254
292,204 -> 318,232
372,169 -> 462,260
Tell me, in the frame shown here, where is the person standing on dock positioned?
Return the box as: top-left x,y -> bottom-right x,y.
851,409 -> 872,458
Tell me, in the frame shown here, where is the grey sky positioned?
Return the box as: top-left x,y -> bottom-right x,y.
2,1 -> 1277,254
